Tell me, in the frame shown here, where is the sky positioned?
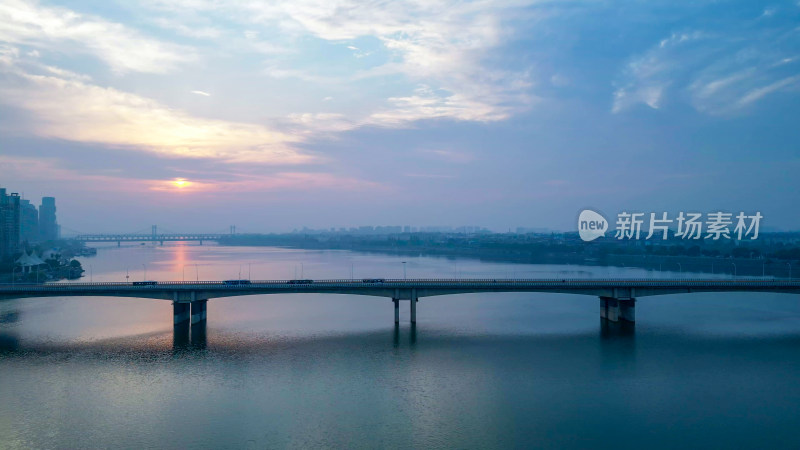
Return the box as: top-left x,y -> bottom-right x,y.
0,0 -> 798,234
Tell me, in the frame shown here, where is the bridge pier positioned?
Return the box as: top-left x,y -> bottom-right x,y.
410,289 -> 417,323
173,321 -> 190,348
173,302 -> 190,325
620,299 -> 636,322
393,298 -> 399,323
191,300 -> 207,324
190,320 -> 207,349
600,297 -> 635,322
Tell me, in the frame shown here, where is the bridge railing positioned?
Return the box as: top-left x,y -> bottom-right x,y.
1,278 -> 799,290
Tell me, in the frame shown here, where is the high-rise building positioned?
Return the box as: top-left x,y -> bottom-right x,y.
0,188 -> 21,259
39,196 -> 58,241
20,199 -> 39,243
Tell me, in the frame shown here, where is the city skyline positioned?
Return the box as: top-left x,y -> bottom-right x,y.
1,0 -> 799,232
1,183 -> 794,236
0,187 -> 59,257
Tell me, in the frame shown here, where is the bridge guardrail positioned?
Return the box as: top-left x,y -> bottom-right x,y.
1,278 -> 799,291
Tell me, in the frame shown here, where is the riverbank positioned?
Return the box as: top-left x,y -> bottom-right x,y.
0,240 -> 88,283
218,234 -> 798,278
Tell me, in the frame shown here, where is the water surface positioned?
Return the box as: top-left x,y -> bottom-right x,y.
2,243 -> 800,449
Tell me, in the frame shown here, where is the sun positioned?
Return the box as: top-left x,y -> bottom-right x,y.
172,178 -> 190,189
150,178 -> 201,192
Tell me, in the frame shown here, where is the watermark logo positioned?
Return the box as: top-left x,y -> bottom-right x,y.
576,209 -> 763,241
578,209 -> 608,242
612,211 -> 762,240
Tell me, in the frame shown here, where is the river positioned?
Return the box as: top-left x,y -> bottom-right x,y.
2,243 -> 800,449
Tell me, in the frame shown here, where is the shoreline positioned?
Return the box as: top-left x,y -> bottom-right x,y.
215,237 -> 794,278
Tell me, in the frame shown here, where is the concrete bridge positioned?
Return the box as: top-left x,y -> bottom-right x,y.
1,278 -> 799,326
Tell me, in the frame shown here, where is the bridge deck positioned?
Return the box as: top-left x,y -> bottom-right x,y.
3,278 -> 799,325
1,278 -> 799,301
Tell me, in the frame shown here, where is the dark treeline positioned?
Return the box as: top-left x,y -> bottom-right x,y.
219,232 -> 800,278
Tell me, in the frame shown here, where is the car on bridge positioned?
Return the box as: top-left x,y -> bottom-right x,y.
287,279 -> 314,284
132,281 -> 158,286
362,278 -> 386,283
223,280 -> 251,285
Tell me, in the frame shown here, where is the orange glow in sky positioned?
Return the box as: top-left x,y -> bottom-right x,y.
148,177 -> 214,192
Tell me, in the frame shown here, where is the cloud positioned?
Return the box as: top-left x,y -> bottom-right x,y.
735,75 -> 800,107
152,16 -> 222,39
0,50 -> 310,164
612,84 -> 666,113
285,84 -> 522,136
612,31 -> 705,113
0,0 -> 539,166
139,0 -> 537,124
0,154 -> 150,192
367,84 -> 522,126
262,65 -> 337,83
285,112 -> 354,134
1,43 -> 510,166
345,44 -> 371,58
613,12 -> 800,115
147,171 -> 382,193
0,0 -> 195,74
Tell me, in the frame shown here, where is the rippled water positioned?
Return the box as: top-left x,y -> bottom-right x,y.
2,243 -> 800,449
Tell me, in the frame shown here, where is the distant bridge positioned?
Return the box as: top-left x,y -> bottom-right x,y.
71,225 -> 234,245
1,278 -> 798,326
73,233 -> 226,244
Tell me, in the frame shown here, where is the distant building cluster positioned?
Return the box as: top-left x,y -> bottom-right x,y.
0,187 -> 59,259
292,225 -> 492,235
